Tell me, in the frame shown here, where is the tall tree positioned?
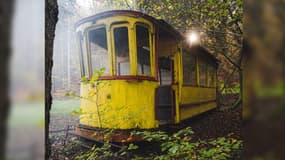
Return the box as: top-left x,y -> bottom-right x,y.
45,0 -> 58,158
0,0 -> 14,159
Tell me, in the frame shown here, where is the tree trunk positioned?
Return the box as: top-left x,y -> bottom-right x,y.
0,0 -> 14,159
45,0 -> 58,158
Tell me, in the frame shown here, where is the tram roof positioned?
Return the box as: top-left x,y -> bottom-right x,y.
186,45 -> 219,65
75,10 -> 219,64
75,10 -> 184,40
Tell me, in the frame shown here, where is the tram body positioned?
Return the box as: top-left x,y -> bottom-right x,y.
74,10 -> 218,141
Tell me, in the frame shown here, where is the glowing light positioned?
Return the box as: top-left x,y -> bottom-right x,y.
187,32 -> 199,45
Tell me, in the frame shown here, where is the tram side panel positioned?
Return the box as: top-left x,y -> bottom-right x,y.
176,47 -> 218,122
79,80 -> 159,130
179,87 -> 217,121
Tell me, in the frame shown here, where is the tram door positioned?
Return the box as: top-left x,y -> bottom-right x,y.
156,57 -> 175,125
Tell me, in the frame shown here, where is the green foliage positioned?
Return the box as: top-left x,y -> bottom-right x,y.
74,127 -> 242,160
128,143 -> 138,150
64,91 -> 76,98
219,82 -> 240,95
222,87 -> 240,95
88,68 -> 106,86
81,76 -> 88,85
74,141 -> 135,160
132,127 -> 241,159
199,137 -> 241,160
71,108 -> 84,115
138,0 -> 242,33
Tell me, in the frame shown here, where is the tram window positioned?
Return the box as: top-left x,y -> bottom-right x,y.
78,32 -> 88,77
158,57 -> 172,85
160,69 -> 171,85
136,25 -> 151,75
88,27 -> 109,74
114,27 -> 130,75
208,66 -> 216,87
199,61 -> 207,86
183,52 -> 196,85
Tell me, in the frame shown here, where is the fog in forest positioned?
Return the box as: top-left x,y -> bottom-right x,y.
8,0 -> 44,159
52,0 -> 136,99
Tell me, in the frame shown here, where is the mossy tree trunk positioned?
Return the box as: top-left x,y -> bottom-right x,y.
45,0 -> 58,158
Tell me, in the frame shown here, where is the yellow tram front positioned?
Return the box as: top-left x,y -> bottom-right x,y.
74,10 -> 218,141
75,10 -> 161,130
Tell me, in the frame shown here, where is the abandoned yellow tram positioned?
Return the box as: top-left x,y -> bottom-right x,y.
74,10 -> 218,141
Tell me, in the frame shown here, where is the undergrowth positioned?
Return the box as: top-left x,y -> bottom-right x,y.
72,127 -> 242,160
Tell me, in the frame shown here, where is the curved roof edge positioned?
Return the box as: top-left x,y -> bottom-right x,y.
75,10 -> 218,63
187,45 -> 220,65
75,10 -> 184,40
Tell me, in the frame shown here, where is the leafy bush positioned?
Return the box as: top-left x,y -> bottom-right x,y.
74,127 -> 242,160
132,127 -> 241,160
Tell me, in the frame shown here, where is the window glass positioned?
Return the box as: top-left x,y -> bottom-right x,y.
199,60 -> 207,86
208,65 -> 216,87
158,57 -> 172,85
78,31 -> 88,77
183,52 -> 196,85
136,25 -> 151,75
88,27 -> 109,74
114,27 -> 130,75
160,69 -> 171,85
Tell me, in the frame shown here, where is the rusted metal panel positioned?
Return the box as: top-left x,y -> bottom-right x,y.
71,125 -> 142,142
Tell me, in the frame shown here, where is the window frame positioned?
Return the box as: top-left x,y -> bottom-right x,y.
84,25 -> 110,77
198,60 -> 207,87
134,23 -> 153,77
182,51 -> 198,86
207,65 -> 217,87
77,31 -> 87,78
110,23 -> 132,76
182,53 -> 217,88
78,17 -> 156,81
197,57 -> 217,88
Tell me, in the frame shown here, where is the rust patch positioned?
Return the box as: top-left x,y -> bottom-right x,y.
72,126 -> 142,142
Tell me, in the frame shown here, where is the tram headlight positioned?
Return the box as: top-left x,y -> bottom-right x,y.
187,32 -> 199,45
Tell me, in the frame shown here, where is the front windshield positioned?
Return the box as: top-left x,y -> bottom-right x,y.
88,27 -> 109,75
114,27 -> 130,76
136,25 -> 151,76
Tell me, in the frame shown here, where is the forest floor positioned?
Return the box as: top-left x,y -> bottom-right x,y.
243,97 -> 285,159
49,97 -> 242,160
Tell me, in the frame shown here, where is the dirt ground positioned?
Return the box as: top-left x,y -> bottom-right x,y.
243,98 -> 285,159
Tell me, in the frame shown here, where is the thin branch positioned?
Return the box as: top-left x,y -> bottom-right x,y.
124,0 -> 132,10
219,51 -> 242,71
219,67 -> 238,93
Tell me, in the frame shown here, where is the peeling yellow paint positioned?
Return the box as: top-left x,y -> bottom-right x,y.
80,80 -> 159,129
